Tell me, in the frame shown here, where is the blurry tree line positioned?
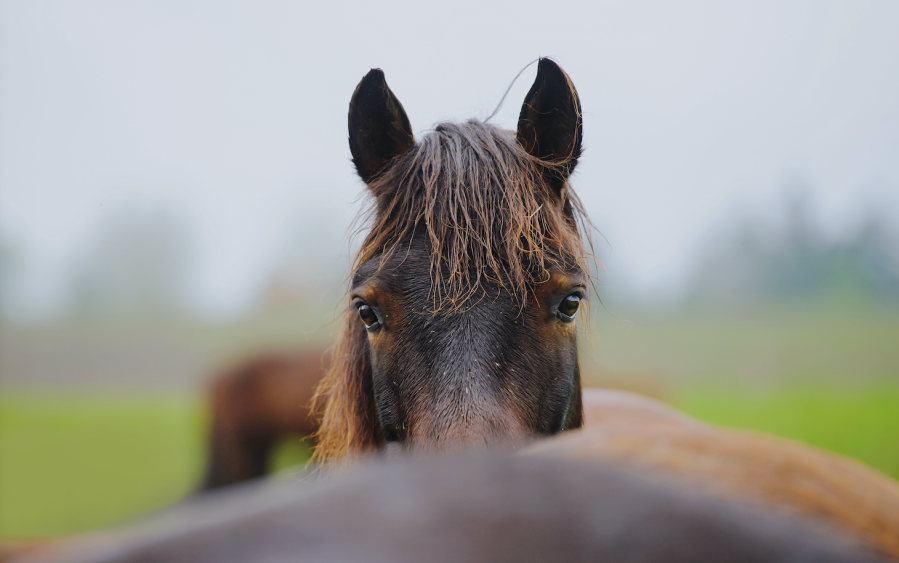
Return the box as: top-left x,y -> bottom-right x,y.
686,195 -> 899,307
0,209 -> 195,324
1,191 -> 897,325
0,204 -> 345,325
66,210 -> 194,321
0,236 -> 22,320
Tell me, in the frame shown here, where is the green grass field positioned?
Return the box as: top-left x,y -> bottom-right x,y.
0,394 -> 311,539
673,384 -> 899,479
0,394 -> 203,538
1,383 -> 896,539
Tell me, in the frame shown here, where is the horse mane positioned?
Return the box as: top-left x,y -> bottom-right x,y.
312,119 -> 593,464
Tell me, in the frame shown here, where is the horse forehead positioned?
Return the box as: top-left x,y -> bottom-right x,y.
351,244 -> 430,290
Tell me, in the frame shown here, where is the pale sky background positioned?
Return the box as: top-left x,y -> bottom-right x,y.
2,0 -> 898,319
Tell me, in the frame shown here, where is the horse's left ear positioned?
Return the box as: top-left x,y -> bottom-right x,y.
348,69 -> 415,184
517,58 -> 583,195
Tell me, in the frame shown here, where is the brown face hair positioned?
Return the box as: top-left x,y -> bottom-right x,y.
313,59 -> 591,463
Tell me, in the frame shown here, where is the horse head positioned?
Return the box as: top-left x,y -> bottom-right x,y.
315,58 -> 592,461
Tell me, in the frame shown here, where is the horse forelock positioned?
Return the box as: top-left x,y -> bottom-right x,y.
356,119 -> 593,312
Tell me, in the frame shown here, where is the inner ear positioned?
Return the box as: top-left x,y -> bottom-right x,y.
348,69 -> 415,184
517,58 -> 583,195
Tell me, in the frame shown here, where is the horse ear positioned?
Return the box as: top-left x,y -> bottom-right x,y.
517,58 -> 583,193
348,69 -> 415,184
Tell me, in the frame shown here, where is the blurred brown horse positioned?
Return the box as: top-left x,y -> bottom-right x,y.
201,349 -> 327,490
310,59 -> 899,559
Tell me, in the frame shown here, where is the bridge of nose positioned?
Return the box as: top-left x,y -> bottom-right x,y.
406,310 -> 530,449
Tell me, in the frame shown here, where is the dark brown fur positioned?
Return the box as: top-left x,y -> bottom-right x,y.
313,59 -> 591,462
201,349 -> 327,489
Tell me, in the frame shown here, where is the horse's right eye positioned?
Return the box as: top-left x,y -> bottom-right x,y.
357,303 -> 380,329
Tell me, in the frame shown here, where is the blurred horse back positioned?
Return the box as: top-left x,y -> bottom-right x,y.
8,454 -> 885,563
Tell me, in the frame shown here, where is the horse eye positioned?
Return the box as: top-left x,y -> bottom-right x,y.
558,294 -> 581,320
357,303 -> 380,329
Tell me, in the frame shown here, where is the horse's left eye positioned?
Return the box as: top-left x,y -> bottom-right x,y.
558,294 -> 581,320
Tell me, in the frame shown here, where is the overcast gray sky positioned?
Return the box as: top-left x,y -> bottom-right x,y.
2,0 -> 898,319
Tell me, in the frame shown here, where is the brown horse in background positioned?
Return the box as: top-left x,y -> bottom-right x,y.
201,349 -> 327,490
309,58 -> 899,559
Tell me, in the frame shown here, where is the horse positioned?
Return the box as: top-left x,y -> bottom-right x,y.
9,454 -> 885,563
310,58 -> 899,559
314,58 -> 591,461
201,349 -> 327,490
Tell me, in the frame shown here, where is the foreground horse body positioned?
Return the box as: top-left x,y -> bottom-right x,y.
202,349 -> 326,489
13,454 -> 884,563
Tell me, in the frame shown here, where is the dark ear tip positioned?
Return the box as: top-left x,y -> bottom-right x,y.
536,57 -> 565,78
358,68 -> 386,89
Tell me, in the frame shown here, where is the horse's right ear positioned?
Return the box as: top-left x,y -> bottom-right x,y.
348,69 -> 415,184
